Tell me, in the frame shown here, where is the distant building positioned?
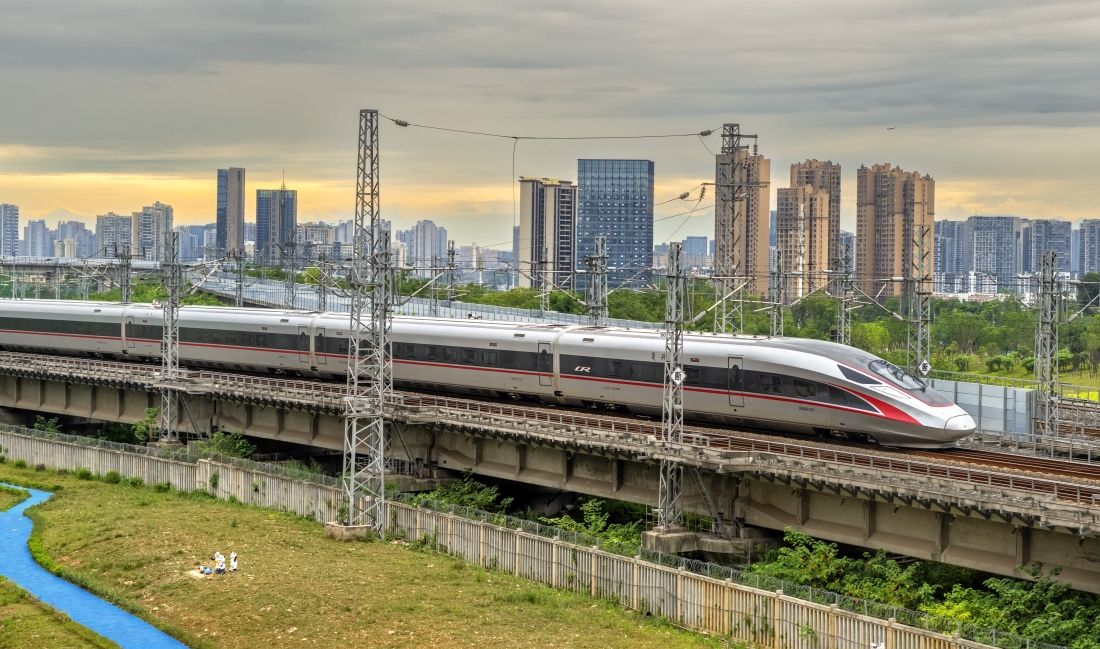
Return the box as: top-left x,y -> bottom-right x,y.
296,221 -> 335,246
715,148 -> 770,294
962,216 -> 1024,289
176,225 -> 207,262
839,231 -> 856,272
1071,226 -> 1081,274
1080,220 -> 1100,275
576,159 -> 654,290
518,177 -> 578,290
776,185 -> 829,299
682,235 -> 708,266
56,220 -> 96,258
96,213 -> 132,255
53,239 -> 77,257
0,204 -> 19,256
396,220 -> 448,278
216,167 -> 245,252
1025,219 -> 1071,275
256,187 -> 298,259
855,163 -> 934,298
131,201 -> 173,261
933,220 -> 966,291
22,219 -> 52,257
790,160 -> 841,269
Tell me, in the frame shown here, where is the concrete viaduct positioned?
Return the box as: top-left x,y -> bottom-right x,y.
0,350 -> 1098,593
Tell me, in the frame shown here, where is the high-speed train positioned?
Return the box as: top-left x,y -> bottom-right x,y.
0,301 -> 975,449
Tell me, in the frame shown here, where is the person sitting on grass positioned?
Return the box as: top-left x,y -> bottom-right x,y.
214,552 -> 226,575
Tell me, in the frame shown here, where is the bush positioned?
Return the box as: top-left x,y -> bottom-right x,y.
35,463 -> 46,472
209,471 -> 219,491
103,470 -> 122,484
74,467 -> 93,480
125,477 -> 144,488
153,482 -> 171,493
0,455 -> 6,464
13,459 -> 27,469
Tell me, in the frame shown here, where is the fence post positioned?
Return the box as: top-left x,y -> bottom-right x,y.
479,524 -> 486,568
415,507 -> 421,540
632,556 -> 640,610
676,567 -> 685,624
828,603 -> 838,649
590,547 -> 599,597
773,590 -> 783,649
514,528 -> 522,576
724,578 -> 734,637
551,537 -> 559,588
886,617 -> 896,649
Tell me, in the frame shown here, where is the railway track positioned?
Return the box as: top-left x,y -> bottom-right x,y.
912,448 -> 1100,483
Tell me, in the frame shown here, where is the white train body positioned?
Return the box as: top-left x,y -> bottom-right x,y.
0,301 -> 975,448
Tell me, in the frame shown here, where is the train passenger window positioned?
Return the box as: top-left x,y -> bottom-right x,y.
298,331 -> 308,350
792,379 -> 817,399
463,349 -> 476,364
758,373 -> 782,395
483,350 -> 498,366
425,346 -> 440,361
684,366 -> 701,385
538,349 -> 551,372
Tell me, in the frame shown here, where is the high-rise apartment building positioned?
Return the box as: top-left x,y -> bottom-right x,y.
396,220 -> 448,278
96,212 -> 132,254
962,216 -> 1024,288
131,201 -> 174,261
839,231 -> 856,272
0,204 -> 19,256
216,167 -> 246,252
56,220 -> 96,258
176,225 -> 208,262
776,185 -> 829,299
790,160 -> 841,270
1080,220 -> 1100,275
1025,219 -> 1072,275
855,164 -> 934,298
933,220 -> 966,292
22,219 -> 52,257
256,187 -> 298,259
518,177 -> 578,289
715,147 -> 771,295
576,159 -> 654,290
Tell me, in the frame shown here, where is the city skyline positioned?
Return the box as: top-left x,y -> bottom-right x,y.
0,2 -> 1097,249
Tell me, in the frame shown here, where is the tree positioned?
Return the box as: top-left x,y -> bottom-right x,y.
196,431 -> 255,458
33,415 -> 61,434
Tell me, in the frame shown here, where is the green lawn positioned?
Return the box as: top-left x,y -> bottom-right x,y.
0,462 -> 729,649
0,484 -> 27,511
0,577 -> 119,648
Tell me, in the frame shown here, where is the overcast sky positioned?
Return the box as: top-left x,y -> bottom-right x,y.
0,0 -> 1097,249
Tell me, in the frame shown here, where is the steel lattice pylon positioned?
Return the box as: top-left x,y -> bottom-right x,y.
906,222 -> 932,376
585,236 -> 609,326
159,230 -> 181,443
771,250 -> 786,337
835,249 -> 853,346
657,242 -> 685,529
112,243 -> 133,304
283,240 -> 298,309
712,123 -> 761,334
343,108 -> 392,532
1035,250 -> 1060,434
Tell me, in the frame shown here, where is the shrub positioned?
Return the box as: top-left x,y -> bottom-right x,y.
0,455 -> 6,464
153,482 -> 171,493
35,463 -> 46,472
209,471 -> 219,491
125,477 -> 144,488
103,470 -> 122,484
13,459 -> 27,469
74,467 -> 93,480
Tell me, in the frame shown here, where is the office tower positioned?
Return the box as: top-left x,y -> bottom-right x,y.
175,225 -> 206,262
399,220 -> 448,278
518,177 -> 578,289
1080,220 -> 1100,275
791,160 -> 842,269
0,204 -> 19,256
933,220 -> 966,292
961,216 -> 1024,288
715,149 -> 770,294
576,159 -> 654,290
1026,219 -> 1071,275
216,167 -> 246,252
855,164 -> 934,298
256,187 -> 298,259
683,235 -> 708,266
839,231 -> 856,271
776,185 -> 829,299
22,220 -> 52,257
96,212 -> 132,254
130,202 -> 173,261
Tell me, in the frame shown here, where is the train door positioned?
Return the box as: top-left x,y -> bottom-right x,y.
297,326 -> 310,363
728,356 -> 744,407
316,328 -> 327,365
537,342 -> 552,387
124,317 -> 135,349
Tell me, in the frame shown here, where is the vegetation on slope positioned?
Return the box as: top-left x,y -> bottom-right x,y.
0,461 -> 726,649
0,577 -> 119,649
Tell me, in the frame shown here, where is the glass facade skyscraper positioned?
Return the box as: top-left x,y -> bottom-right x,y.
256,188 -> 298,260
576,159 -> 654,289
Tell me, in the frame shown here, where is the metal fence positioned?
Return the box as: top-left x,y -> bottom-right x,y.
0,424 -> 1061,649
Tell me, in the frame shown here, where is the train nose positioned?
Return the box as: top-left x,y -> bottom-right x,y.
944,413 -> 976,434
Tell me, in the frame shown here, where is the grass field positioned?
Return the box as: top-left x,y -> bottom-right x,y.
0,483 -> 27,511
0,577 -> 119,649
0,462 -> 729,649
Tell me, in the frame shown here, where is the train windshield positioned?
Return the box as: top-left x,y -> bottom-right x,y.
868,360 -> 925,391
